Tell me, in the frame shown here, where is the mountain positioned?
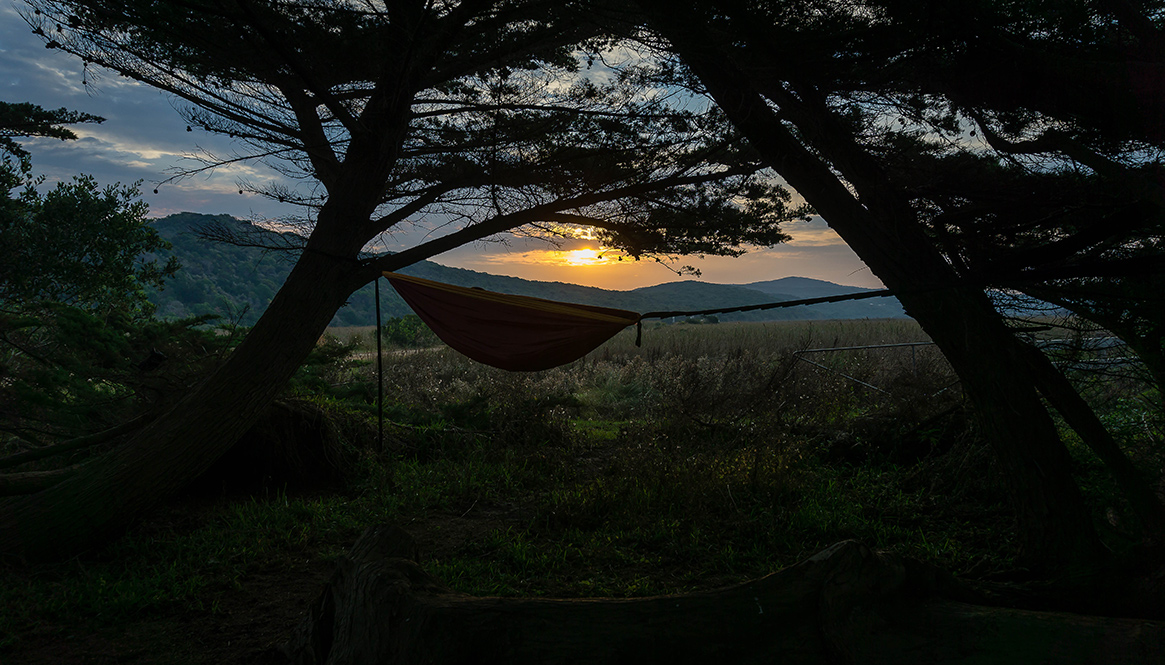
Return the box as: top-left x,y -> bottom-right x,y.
747,276 -> 872,299
743,277 -> 905,320
146,213 -> 906,326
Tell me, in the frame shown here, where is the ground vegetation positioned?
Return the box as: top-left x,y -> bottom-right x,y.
2,319 -> 1159,662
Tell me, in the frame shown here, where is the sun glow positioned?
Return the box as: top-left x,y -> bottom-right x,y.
561,248 -> 609,266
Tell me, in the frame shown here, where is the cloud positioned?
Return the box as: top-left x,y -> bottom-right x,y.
3,13 -> 880,290
781,216 -> 849,247
2,13 -> 297,220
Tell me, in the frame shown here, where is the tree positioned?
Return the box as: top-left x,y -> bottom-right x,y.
1,100 -> 176,317
0,101 -> 102,174
851,0 -> 1165,392
1,175 -> 177,315
846,0 -> 1165,535
1,0 -> 800,559
0,101 -> 208,452
382,315 -> 438,349
897,146 -> 1165,394
632,0 -> 1165,572
1026,274 -> 1165,395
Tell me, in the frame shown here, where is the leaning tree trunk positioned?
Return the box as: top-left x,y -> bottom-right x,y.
0,247 -> 365,560
0,57 -> 427,561
647,15 -> 1107,573
1018,342 -> 1165,537
896,288 -> 1107,572
283,524 -> 1165,665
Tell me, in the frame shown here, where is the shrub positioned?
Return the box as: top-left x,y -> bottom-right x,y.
382,314 -> 438,348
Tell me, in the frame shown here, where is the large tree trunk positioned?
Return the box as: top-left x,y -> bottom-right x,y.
0,248 -> 364,560
644,9 -> 1107,572
897,289 -> 1107,573
282,524 -> 1165,665
0,36 -> 425,560
1018,343 -> 1165,536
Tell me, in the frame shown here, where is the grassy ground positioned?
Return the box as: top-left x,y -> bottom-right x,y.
2,318 -> 1161,663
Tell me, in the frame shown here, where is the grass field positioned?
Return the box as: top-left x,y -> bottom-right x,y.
2,317 -> 1161,663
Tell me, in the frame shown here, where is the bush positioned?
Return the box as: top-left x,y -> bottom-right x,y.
382,314 -> 438,348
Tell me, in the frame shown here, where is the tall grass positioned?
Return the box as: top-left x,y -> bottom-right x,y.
5,317 -> 1158,653
343,317 -> 1014,593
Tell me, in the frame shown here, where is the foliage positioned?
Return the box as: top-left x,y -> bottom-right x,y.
0,101 -> 103,173
0,309 -> 231,444
704,0 -> 1165,369
286,334 -> 364,397
381,314 -> 438,349
1,175 -> 177,316
28,0 -> 800,262
0,319 -> 1034,658
0,102 -> 207,446
1,101 -> 176,318
146,213 -> 298,324
7,319 -> 1162,661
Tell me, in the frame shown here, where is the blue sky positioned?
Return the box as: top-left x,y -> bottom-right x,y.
1,3 -> 881,290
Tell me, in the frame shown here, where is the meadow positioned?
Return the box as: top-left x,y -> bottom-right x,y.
3,317 -> 1161,663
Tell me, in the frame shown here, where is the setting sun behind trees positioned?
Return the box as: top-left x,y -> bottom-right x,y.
560,247 -> 612,267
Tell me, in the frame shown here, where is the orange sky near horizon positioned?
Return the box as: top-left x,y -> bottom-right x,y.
436,217 -> 884,291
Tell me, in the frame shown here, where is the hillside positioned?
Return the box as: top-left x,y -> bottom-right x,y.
146,213 -> 906,327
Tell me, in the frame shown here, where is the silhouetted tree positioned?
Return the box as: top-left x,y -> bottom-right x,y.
635,0 -> 1165,572
1,0 -> 799,559
0,101 -> 215,450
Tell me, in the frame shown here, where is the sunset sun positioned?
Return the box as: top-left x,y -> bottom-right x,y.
561,248 -> 608,266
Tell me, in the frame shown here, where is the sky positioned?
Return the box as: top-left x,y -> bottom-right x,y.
1,4 -> 882,291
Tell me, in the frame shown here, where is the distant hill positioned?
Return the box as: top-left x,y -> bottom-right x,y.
742,277 -> 906,320
146,213 -> 906,326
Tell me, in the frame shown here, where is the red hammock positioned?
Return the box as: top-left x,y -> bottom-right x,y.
384,272 -> 641,371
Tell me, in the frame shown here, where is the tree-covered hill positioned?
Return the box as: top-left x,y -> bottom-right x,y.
147,213 -> 905,327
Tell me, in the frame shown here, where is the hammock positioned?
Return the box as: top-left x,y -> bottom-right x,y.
384,271 -> 894,372
385,272 -> 641,371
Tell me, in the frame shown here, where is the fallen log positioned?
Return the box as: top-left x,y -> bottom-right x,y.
283,524 -> 1165,665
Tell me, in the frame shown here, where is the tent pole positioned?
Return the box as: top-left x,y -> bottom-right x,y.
375,276 -> 384,453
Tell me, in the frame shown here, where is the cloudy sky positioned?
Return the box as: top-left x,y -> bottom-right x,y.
1,4 -> 881,291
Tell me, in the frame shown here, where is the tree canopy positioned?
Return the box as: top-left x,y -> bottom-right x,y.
0,0 -> 803,559
0,101 -> 102,172
0,101 -> 209,451
0,100 -> 175,314
0,175 -> 177,315
630,0 -> 1165,570
6,0 -> 1163,574
26,0 -> 798,270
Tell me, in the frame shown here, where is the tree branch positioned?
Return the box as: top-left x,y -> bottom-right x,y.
0,465 -> 84,497
0,415 -> 152,471
364,166 -> 760,279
